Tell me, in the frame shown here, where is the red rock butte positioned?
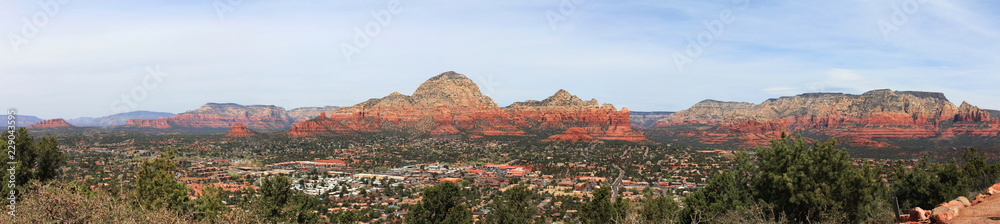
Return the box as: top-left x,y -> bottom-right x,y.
653,90 -> 1000,148
544,127 -> 595,142
288,71 -> 646,142
225,123 -> 257,138
26,119 -> 75,129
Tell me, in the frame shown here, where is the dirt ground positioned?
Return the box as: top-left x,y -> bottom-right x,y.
949,194 -> 1000,224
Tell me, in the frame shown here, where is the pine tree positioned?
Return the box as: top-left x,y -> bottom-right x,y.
250,175 -> 320,223
579,183 -> 629,224
134,148 -> 189,210
193,185 -> 227,221
33,136 -> 64,182
485,184 -> 536,224
640,194 -> 679,223
408,181 -> 472,224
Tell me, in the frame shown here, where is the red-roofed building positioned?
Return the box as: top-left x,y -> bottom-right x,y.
315,159 -> 347,166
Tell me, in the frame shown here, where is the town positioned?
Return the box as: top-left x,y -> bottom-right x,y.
54,132 -> 755,223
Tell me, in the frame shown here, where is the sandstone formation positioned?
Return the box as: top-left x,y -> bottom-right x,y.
225,123 -> 257,138
287,106 -> 341,124
544,127 -> 595,142
288,71 -> 646,142
124,119 -> 173,129
26,119 -> 75,129
629,111 -> 674,129
68,111 -> 174,127
898,182 -> 1000,223
954,101 -> 999,125
653,90 -> 1000,148
124,103 -> 295,131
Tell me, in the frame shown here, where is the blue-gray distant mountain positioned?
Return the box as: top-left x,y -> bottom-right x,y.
68,111 -> 175,127
121,104 -> 341,132
630,111 -> 675,129
1,115 -> 43,127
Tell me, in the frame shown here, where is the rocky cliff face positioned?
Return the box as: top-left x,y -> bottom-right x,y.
544,127 -> 595,142
629,111 -> 674,129
287,106 -> 341,124
68,111 -> 174,127
955,102 -> 996,123
124,103 -> 294,131
225,123 -> 257,138
508,89 -> 600,108
652,89 -> 999,148
288,71 -> 646,142
26,119 -> 75,129
411,71 -> 498,108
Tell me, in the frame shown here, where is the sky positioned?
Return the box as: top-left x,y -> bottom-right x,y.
2,0 -> 1000,119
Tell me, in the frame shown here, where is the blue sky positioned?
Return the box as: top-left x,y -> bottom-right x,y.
2,0 -> 999,119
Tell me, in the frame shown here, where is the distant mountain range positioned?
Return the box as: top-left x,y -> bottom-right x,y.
67,111 -> 175,127
20,71 -> 1000,153
120,104 -> 341,132
286,72 -> 645,141
629,111 -> 674,129
646,90 -> 1000,154
23,106 -> 340,132
1,115 -> 43,127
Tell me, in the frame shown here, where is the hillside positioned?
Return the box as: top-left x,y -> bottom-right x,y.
648,89 -> 1000,155
288,71 -> 645,142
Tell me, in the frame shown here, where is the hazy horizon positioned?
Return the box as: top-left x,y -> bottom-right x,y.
4,1 -> 1000,119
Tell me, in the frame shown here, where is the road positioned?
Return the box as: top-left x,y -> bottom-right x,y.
610,164 -> 624,201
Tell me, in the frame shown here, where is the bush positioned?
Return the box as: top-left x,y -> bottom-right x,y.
891,148 -> 1000,209
0,181 -> 257,223
680,134 -> 892,223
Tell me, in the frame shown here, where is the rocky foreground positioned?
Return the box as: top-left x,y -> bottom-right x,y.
898,182 -> 1000,224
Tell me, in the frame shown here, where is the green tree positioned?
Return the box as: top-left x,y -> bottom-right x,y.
32,135 -> 63,182
680,134 -> 890,223
960,148 -> 1000,190
677,151 -> 756,224
640,194 -> 679,223
0,128 -> 64,199
579,183 -> 629,224
891,149 -> 994,210
193,185 -> 228,221
249,175 -> 319,223
485,184 -> 536,224
134,148 -> 189,210
408,181 -> 472,224
753,135 -> 888,223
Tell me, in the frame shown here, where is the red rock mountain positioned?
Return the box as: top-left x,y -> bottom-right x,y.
124,104 -> 335,131
544,127 -> 595,142
652,90 -> 1000,148
225,123 -> 257,138
287,106 -> 342,124
289,71 -> 645,142
26,119 -> 75,129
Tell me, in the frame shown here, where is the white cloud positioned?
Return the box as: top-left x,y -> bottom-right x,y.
3,1 -> 1000,118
